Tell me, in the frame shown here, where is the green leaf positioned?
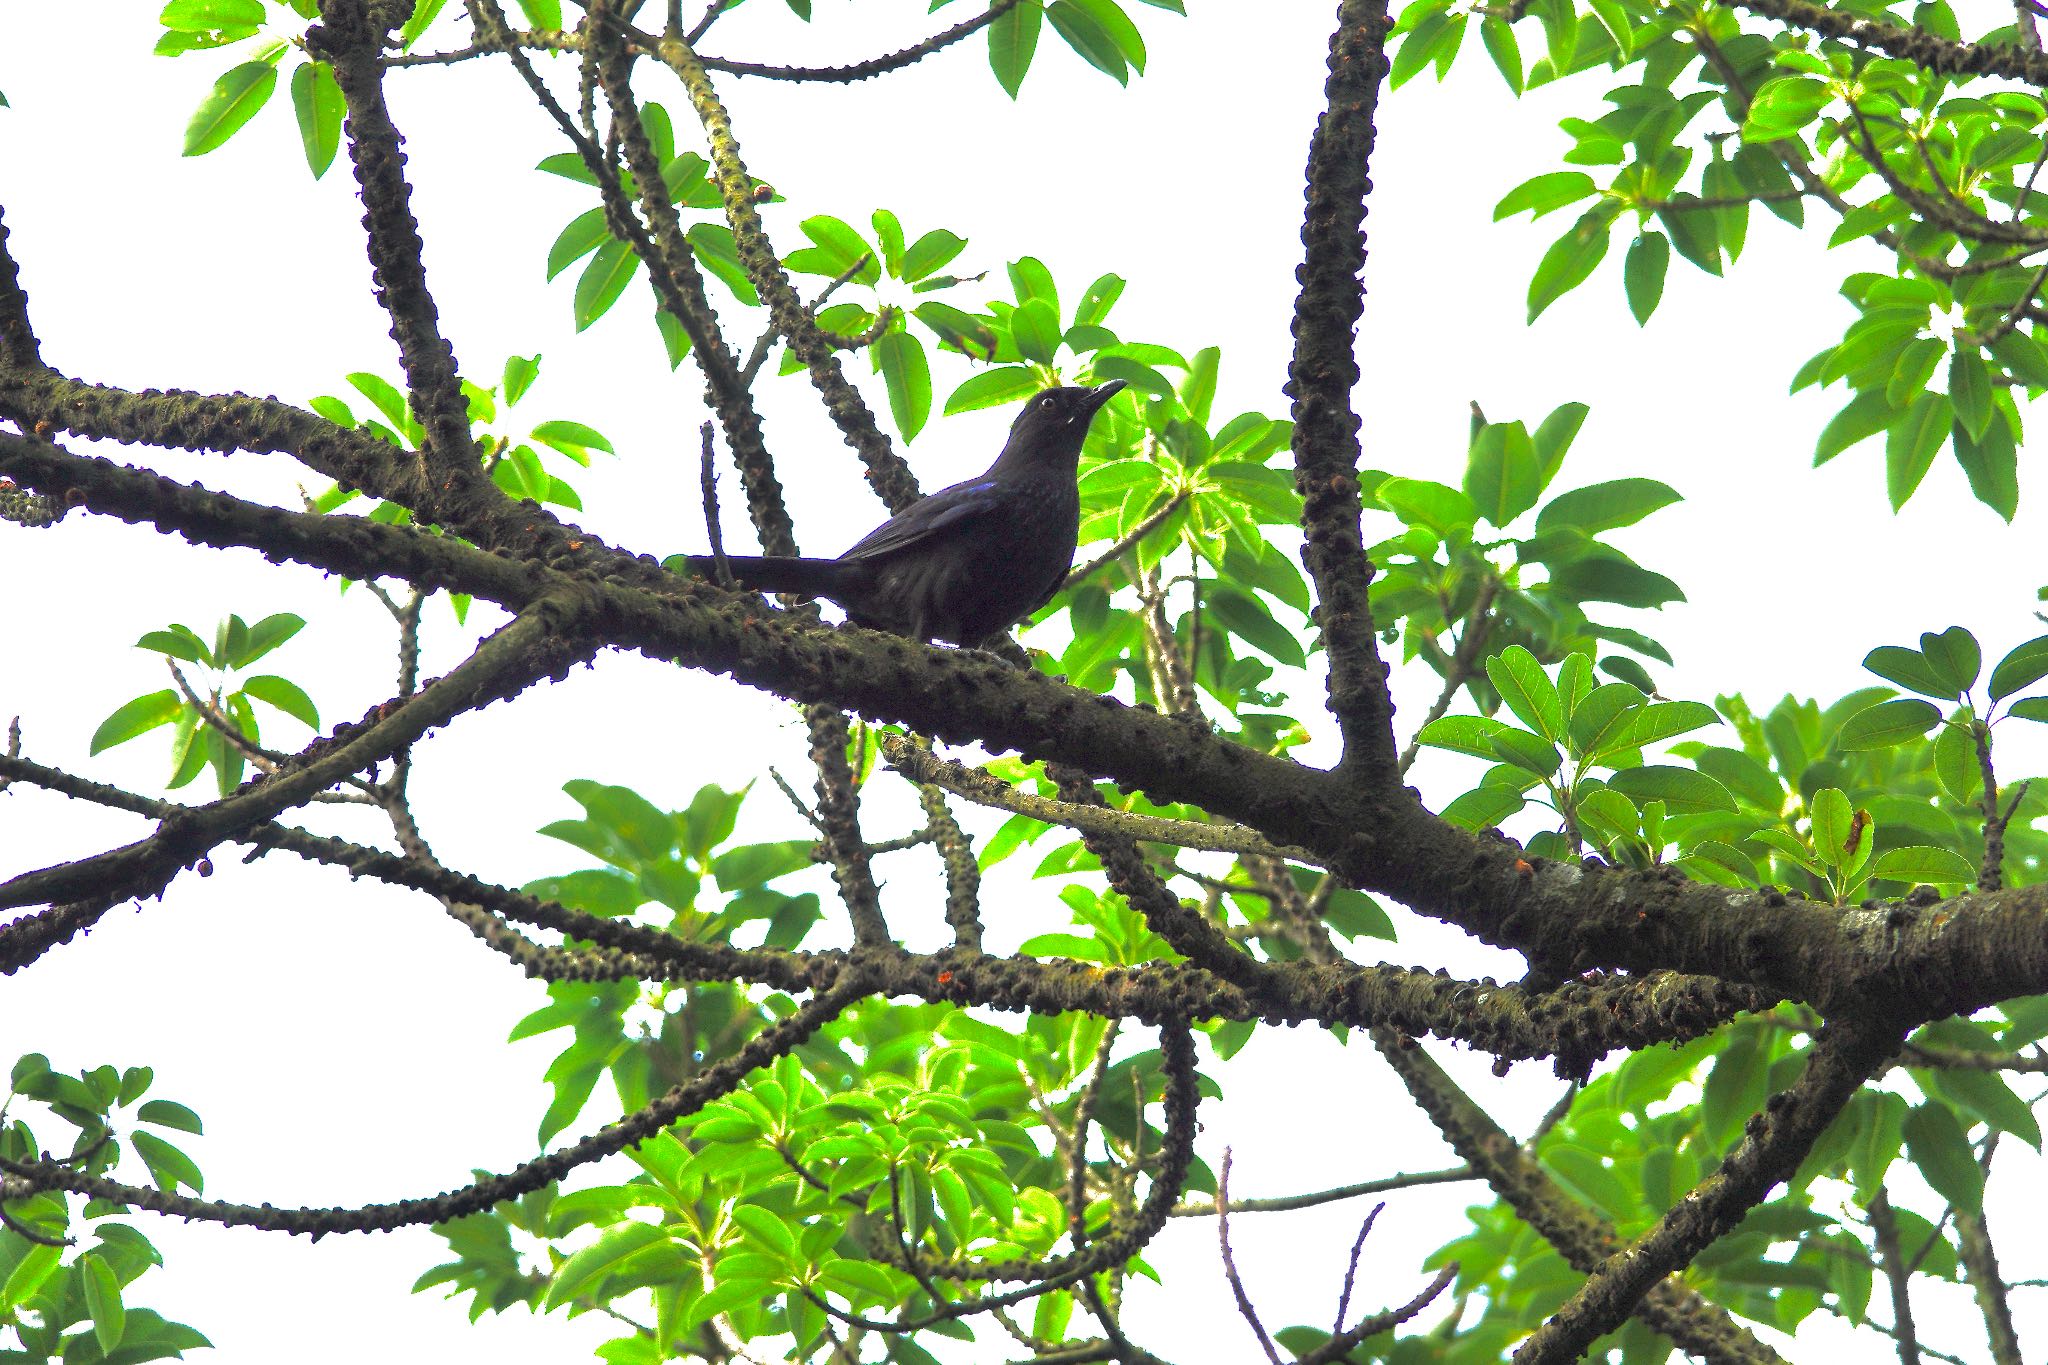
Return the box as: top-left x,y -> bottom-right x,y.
240,674 -> 319,729
2,1243 -> 60,1311
1919,627 -> 1981,696
1607,766 -> 1736,814
687,223 -> 759,305
137,1099 -> 205,1133
1952,412 -> 2018,521
288,61 -> 342,178
2011,697 -> 2048,722
1568,682 -> 1643,758
1903,1101 -> 1984,1213
1886,390 -> 1952,510
1535,478 -> 1680,534
1465,421 -> 1542,526
1066,0 -> 1146,71
137,625 -> 210,664
1528,207 -> 1613,322
1742,75 -> 1831,141
573,239 -> 640,331
1625,700 -> 1719,747
1207,586 -> 1306,667
1837,697 -> 1941,750
1531,402 -> 1588,488
1485,645 -> 1562,739
531,420 -> 615,463
1749,827 -> 1825,877
988,0 -> 1044,97
1624,231 -> 1668,324
130,1130 -> 203,1194
1989,635 -> 2048,701
1546,553 -> 1683,608
1415,715 -> 1507,760
1377,477 -> 1478,536
398,0 -> 450,49
1489,726 -> 1562,777
1010,297 -> 1061,364
1864,645 -> 1954,699
1480,15 -> 1523,92
1991,331 -> 2048,388
547,208 -> 610,281
1934,711 -> 1981,804
161,0 -> 267,27
90,691 -> 184,755
81,1252 -> 124,1353
901,229 -> 968,282
872,331 -> 931,442
795,215 -> 879,284
183,61 -> 277,157
732,1203 -> 799,1260
944,366 -> 1040,415
544,1222 -> 669,1310
1439,785 -> 1528,829
503,354 -> 540,406
234,611 -> 304,667
1872,845 -> 1974,885
1949,349 -> 1994,440
1046,0 -> 1129,82
1815,388 -> 1897,465
1808,787 -> 1856,868
1494,170 -> 1596,220
1657,197 -> 1723,275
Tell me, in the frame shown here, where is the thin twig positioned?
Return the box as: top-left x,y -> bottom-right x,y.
1217,1149 -> 1284,1365
699,421 -> 731,585
1331,1203 -> 1384,1334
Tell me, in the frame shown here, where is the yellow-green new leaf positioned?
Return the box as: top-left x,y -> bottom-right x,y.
183,61 -> 277,157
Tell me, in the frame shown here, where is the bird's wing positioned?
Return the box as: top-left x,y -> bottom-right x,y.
838,477 -> 1001,561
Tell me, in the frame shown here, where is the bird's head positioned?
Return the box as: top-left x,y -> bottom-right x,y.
995,380 -> 1127,467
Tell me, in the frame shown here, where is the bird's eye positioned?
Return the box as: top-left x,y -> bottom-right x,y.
1037,394 -> 1058,410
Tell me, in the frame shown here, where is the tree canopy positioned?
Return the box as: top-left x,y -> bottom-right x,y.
4,1 -> 2048,1363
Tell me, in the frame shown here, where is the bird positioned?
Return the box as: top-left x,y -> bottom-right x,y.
691,380 -> 1126,647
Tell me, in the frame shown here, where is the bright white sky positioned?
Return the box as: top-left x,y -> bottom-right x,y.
2,1 -> 2046,1362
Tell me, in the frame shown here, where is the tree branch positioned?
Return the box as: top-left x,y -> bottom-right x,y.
1286,0 -> 1402,784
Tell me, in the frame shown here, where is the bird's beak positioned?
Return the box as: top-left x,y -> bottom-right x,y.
1084,379 -> 1127,413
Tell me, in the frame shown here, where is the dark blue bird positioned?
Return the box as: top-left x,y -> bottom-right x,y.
693,381 -> 1125,647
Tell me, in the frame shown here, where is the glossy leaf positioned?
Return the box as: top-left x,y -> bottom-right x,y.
1534,478 -> 1680,535
183,61 -> 277,157
289,61 -> 342,178
1871,845 -> 1974,885
1989,635 -> 2048,700
1836,697 -> 1941,750
90,691 -> 184,755
1607,765 -> 1735,814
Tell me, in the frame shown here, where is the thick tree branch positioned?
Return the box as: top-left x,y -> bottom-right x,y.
1286,0 -> 1401,784
310,0 -> 487,493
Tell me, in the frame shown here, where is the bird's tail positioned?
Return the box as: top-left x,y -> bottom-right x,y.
690,553 -> 848,600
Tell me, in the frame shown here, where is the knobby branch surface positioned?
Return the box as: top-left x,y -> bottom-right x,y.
311,0 -> 486,500
1286,0 -> 1402,783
